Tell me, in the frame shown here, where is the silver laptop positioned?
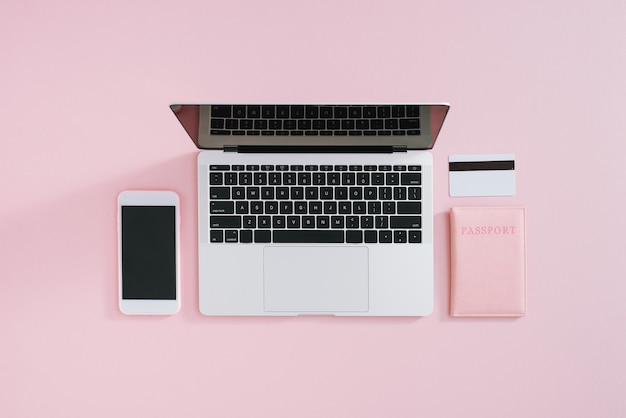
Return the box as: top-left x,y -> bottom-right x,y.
171,104 -> 449,316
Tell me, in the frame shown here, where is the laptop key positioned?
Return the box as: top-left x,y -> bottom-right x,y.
317,216 -> 330,228
280,201 -> 293,214
277,106 -> 289,118
225,172 -> 237,185
386,173 -> 399,185
379,230 -> 392,243
353,201 -> 366,214
210,172 -> 223,185
409,230 -> 422,243
291,187 -> 304,200
383,202 -> 396,214
232,187 -> 245,199
262,105 -> 275,118
390,216 -> 421,229
377,106 -> 391,118
397,202 -> 421,214
291,105 -> 305,118
335,187 -> 348,200
273,216 -> 286,228
254,172 -> 267,185
273,230 -> 344,243
339,202 -> 351,214
210,216 -> 241,228
400,119 -> 420,129
254,230 -> 271,243
361,216 -> 373,229
294,202 -> 307,214
401,173 -> 421,185
331,216 -> 344,228
210,201 -> 234,214
306,106 -> 319,118
265,201 -> 279,214
406,105 -> 420,117
211,105 -> 232,117
364,230 -> 377,243
346,216 -> 359,229
408,187 -> 421,200
233,106 -> 246,118
378,186 -> 393,200
302,216 -> 315,228
261,187 -> 274,199
243,216 -> 256,228
320,187 -> 333,199
240,230 -> 253,243
368,202 -> 381,214
394,230 -> 407,243
394,187 -> 406,200
246,187 -> 259,200
287,216 -> 300,228
258,216 -> 271,228
225,230 -> 238,243
276,187 -> 289,199
346,230 -> 363,243
210,187 -> 230,199
239,172 -> 252,185
210,230 -> 224,243
392,105 -> 405,117
251,201 -> 263,214
305,187 -> 318,200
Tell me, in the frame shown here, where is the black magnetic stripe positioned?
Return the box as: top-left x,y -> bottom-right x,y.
449,160 -> 515,171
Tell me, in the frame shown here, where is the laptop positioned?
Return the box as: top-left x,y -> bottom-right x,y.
171,103 -> 449,316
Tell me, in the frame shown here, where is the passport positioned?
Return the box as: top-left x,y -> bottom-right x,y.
450,207 -> 527,317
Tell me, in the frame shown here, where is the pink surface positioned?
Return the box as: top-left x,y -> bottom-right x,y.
2,1 -> 625,417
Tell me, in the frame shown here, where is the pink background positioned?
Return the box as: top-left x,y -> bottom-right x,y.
2,1 -> 625,417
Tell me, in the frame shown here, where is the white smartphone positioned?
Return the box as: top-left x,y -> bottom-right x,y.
117,191 -> 180,314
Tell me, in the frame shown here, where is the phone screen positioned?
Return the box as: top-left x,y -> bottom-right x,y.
121,206 -> 176,300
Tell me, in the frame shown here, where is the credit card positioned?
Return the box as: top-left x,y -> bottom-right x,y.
449,154 -> 516,197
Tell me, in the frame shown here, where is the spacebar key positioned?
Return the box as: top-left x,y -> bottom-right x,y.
273,230 -> 344,243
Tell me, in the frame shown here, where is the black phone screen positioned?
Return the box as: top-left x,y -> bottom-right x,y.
121,206 -> 176,300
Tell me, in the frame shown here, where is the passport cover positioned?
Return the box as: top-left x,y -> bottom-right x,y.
450,207 -> 527,317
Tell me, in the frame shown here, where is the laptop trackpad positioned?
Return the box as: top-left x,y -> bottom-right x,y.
264,246 -> 369,312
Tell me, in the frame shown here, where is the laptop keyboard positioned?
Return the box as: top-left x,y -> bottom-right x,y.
209,105 -> 421,137
208,164 -> 422,244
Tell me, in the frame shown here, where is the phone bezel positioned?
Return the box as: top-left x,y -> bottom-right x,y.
117,190 -> 180,315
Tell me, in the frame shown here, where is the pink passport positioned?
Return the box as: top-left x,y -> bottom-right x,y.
450,207 -> 527,317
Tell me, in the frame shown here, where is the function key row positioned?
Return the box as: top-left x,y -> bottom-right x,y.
209,173 -> 422,187
209,165 -> 421,171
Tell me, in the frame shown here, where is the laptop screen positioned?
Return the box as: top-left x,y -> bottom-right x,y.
170,103 -> 449,150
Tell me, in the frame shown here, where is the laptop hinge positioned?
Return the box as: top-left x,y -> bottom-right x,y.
223,145 -> 407,153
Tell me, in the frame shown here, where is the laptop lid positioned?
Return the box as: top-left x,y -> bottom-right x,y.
170,104 -> 449,151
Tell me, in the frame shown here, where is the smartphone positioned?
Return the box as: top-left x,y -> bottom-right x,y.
117,191 -> 180,314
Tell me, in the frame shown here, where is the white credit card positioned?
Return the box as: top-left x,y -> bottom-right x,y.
449,154 -> 516,197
